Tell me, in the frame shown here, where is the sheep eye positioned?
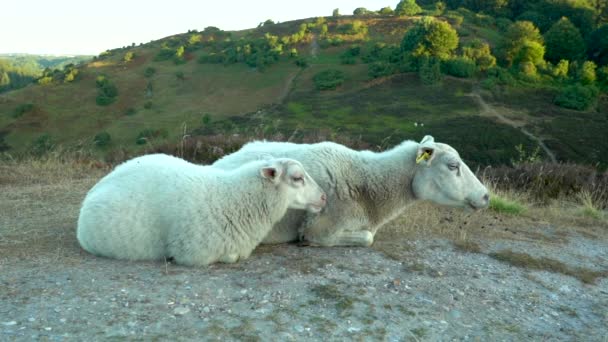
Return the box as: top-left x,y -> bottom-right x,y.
292,176 -> 304,183
448,162 -> 459,171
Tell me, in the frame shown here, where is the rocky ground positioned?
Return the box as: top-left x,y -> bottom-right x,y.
1,166 -> 607,341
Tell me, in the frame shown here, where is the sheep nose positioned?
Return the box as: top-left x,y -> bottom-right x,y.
320,193 -> 327,203
482,193 -> 489,203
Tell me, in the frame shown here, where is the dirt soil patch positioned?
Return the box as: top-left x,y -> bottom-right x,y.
1,166 -> 607,341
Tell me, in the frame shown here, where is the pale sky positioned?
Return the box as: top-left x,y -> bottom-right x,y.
2,0 -> 395,56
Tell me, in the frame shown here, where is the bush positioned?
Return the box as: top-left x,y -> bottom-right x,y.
553,84 -> 598,110
94,132 -> 112,147
96,94 -> 115,106
12,103 -> 34,118
125,108 -> 137,116
144,101 -> 153,109
443,57 -> 476,78
368,61 -> 396,78
481,162 -> 608,208
295,57 -> 309,68
144,67 -> 156,78
175,71 -> 185,80
418,57 -> 442,84
313,69 -> 345,90
31,134 -> 54,156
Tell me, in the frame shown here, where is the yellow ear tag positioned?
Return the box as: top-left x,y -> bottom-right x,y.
416,151 -> 431,164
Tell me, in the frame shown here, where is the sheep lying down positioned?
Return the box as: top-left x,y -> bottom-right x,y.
212,135 -> 490,247
77,154 -> 326,266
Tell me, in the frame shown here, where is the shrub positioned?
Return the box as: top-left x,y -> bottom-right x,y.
31,134 -> 54,156
124,51 -> 135,62
295,57 -> 309,68
553,84 -> 598,110
94,132 -> 112,147
125,108 -> 137,116
443,57 -> 476,78
12,103 -> 34,118
368,61 -> 396,78
313,69 -> 345,90
175,71 -> 185,80
481,162 -> 608,208
144,67 -> 156,77
143,101 -> 153,109
418,57 -> 442,84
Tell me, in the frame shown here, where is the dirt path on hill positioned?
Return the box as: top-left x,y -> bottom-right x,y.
1,169 -> 607,340
468,89 -> 557,163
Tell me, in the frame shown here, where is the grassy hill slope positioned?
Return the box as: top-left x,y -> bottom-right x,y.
0,15 -> 606,168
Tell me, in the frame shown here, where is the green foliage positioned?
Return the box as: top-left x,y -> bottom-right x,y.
379,6 -> 394,15
295,57 -> 308,68
401,17 -> 459,60
462,39 -> 497,71
395,0 -> 422,16
443,57 -> 476,78
444,11 -> 464,26
313,69 -> 345,90
553,84 -> 598,110
368,61 -> 397,78
95,75 -> 118,106
12,103 -> 34,118
512,40 -> 545,67
155,47 -> 176,62
353,7 -> 374,16
31,133 -> 54,156
340,45 -> 361,65
500,21 -> 543,67
544,17 -> 585,63
552,59 -> 569,79
144,101 -> 153,109
418,57 -> 442,84
337,21 -> 368,35
202,113 -> 212,125
123,51 -> 135,63
579,61 -> 597,84
94,132 -> 112,147
144,67 -> 156,77
588,25 -> 608,66
332,8 -> 340,17
175,71 -> 185,80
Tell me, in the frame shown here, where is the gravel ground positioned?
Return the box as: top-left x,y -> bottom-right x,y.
1,175 -> 608,341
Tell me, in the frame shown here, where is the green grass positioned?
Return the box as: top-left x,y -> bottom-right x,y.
489,194 -> 527,215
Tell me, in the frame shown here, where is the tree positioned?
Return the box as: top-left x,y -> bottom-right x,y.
353,7 -> 373,16
552,59 -> 569,79
395,0 -> 422,16
419,57 -> 442,84
462,39 -> 496,70
0,72 -> 10,88
579,61 -> 597,84
513,40 -> 545,67
543,17 -> 585,63
588,25 -> 608,66
379,6 -> 394,15
332,8 -> 340,17
499,21 -> 543,67
401,17 -> 459,60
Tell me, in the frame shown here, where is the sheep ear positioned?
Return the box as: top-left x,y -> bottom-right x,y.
261,166 -> 282,183
416,136 -> 436,165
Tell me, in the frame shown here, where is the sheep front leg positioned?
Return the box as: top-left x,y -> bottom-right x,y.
219,253 -> 239,263
301,213 -> 374,247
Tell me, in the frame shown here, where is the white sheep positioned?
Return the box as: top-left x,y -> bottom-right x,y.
212,135 -> 489,247
77,154 -> 326,266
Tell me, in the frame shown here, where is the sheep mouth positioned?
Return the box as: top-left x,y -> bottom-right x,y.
308,204 -> 325,213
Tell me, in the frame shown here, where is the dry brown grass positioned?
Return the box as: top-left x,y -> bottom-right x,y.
0,155 -> 107,263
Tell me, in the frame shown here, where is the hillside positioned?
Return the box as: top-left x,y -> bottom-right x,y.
0,9 -> 606,168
